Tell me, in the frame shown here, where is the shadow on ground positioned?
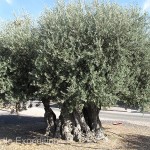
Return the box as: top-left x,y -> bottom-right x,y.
0,114 -> 150,150
0,115 -> 47,142
121,134 -> 150,150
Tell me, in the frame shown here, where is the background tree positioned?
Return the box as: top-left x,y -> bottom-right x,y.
0,16 -> 38,111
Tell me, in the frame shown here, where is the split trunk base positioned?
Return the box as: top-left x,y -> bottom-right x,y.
42,100 -> 105,142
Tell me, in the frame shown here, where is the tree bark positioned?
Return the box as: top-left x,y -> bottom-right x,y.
59,102 -> 91,142
42,98 -> 56,137
42,100 -> 105,142
59,102 -> 74,141
83,103 -> 104,140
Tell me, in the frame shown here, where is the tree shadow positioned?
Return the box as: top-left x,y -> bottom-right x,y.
50,103 -> 60,108
121,134 -> 150,150
1,114 -> 150,149
0,115 -> 47,142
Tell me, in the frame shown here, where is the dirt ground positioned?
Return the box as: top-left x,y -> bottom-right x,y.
0,116 -> 150,150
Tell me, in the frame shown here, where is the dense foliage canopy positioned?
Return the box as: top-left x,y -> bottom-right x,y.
0,1 -> 150,111
0,17 -> 38,104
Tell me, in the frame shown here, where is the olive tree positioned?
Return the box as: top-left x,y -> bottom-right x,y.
0,1 -> 149,142
0,16 -> 38,110
34,1 -> 150,141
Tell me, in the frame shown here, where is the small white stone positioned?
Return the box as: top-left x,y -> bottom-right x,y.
104,136 -> 109,142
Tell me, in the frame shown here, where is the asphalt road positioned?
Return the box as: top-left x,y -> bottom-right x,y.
32,101 -> 150,124
0,101 -> 150,126
99,111 -> 150,124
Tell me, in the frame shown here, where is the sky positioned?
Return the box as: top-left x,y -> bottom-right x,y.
0,0 -> 150,20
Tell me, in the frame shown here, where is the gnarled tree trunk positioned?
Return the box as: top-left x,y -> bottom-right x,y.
42,98 -> 56,137
59,102 -> 87,141
59,102 -> 74,141
42,100 -> 105,142
59,102 -> 104,142
83,103 -> 104,140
